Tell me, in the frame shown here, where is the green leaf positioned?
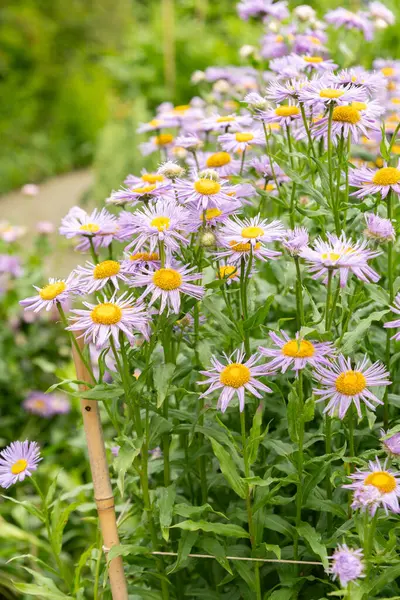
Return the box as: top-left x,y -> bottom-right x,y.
114,438 -> 143,497
81,383 -> 123,401
369,564 -> 400,595
297,522 -> 328,568
172,520 -> 249,538
264,514 -> 295,538
12,584 -> 71,599
248,404 -> 264,465
149,415 -> 173,445
157,484 -> 176,541
51,500 -> 81,556
243,295 -> 274,330
107,544 -> 150,562
268,590 -> 294,600
2,495 -> 45,523
303,396 -> 315,422
235,559 -> 256,591
198,537 -> 232,574
264,544 -> 281,560
287,388 -> 299,443
173,503 -> 227,520
167,530 -> 198,574
210,439 -> 247,499
341,310 -> 389,354
153,363 -> 176,408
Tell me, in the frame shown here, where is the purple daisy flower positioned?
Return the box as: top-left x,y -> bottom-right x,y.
311,103 -> 379,144
282,227 -> 309,255
369,1 -> 395,26
237,0 -> 288,21
189,151 -> 242,177
107,181 -> 171,206
124,200 -> 189,254
74,260 -> 130,294
328,68 -> 385,97
312,355 -> 390,419
384,293 -> 400,340
67,292 -> 150,348
124,170 -> 166,187
0,441 -> 41,488
343,457 -> 400,515
59,207 -> 118,252
20,275 -> 79,313
201,113 -> 253,133
265,77 -> 309,103
349,161 -> 400,199
120,248 -> 161,274
299,77 -> 367,108
174,174 -> 234,210
257,102 -> 302,127
218,129 -> 265,153
198,347 -> 272,412
299,232 -> 381,288
218,214 -> 285,248
139,133 -> 175,157
0,255 -> 23,278
381,430 -> 400,456
259,331 -> 334,373
185,203 -> 239,233
23,392 -> 70,417
329,544 -> 365,587
364,213 -> 395,241
325,8 -> 374,41
130,262 -> 204,314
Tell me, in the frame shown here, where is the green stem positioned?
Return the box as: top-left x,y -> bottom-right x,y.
240,409 -> 261,600
262,121 -> 283,200
294,371 -> 305,562
240,255 -> 252,356
384,191 -> 394,429
158,240 -> 166,267
57,304 -> 96,383
294,256 -> 305,328
325,269 -> 333,331
163,400 -> 171,487
89,237 -> 99,264
300,102 -> 317,160
240,147 -> 246,176
348,405 -> 355,467
325,413 -> 333,535
286,124 -> 296,228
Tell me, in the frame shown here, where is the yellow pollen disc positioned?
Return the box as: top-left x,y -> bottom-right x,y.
275,106 -> 300,117
149,119 -> 162,127
93,260 -> 120,279
235,132 -> 254,143
194,179 -> 221,195
335,370 -> 366,395
319,88 -> 344,99
91,303 -> 122,325
130,252 -> 159,261
174,104 -> 190,113
376,157 -> 384,168
151,216 -> 171,231
268,123 -> 280,131
332,106 -> 361,124
39,281 -> 66,300
141,173 -> 164,183
229,240 -> 261,252
201,208 -> 222,221
133,184 -> 156,194
303,56 -> 323,63
266,183 -> 275,191
372,167 -> 400,185
352,101 -> 367,111
11,459 -> 28,475
33,400 -> 46,409
275,35 -> 284,42
391,98 -> 400,105
381,67 -> 395,77
321,252 -> 341,261
282,340 -> 315,358
365,471 -> 396,493
206,152 -> 231,167
153,268 -> 182,290
216,116 -> 235,123
241,226 -> 264,239
308,36 -> 321,45
80,223 -> 100,233
391,144 -> 400,154
219,265 -> 237,279
155,134 -> 173,146
388,81 -> 397,91
219,363 -> 251,388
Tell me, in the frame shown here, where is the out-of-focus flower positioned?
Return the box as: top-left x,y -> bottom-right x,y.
364,213 -> 395,241
0,441 -> 41,488
36,221 -> 55,235
329,544 -> 365,587
23,392 -> 70,417
21,184 -> 40,196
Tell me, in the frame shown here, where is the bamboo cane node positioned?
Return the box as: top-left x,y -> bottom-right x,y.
95,496 -> 116,511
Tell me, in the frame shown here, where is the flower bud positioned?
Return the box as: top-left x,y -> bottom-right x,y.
200,231 -> 216,247
198,169 -> 220,181
158,160 -> 185,179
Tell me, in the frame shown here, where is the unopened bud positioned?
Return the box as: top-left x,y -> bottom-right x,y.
199,169 -> 220,181
158,160 -> 185,179
201,231 -> 216,247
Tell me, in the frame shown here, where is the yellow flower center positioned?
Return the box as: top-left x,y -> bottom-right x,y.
391,144 -> 400,154
219,363 -> 251,388
332,106 -> 361,124
282,340 -> 315,358
33,399 -> 46,409
335,370 -> 367,395
365,471 -> 396,493
303,56 -> 323,63
391,98 -> 400,105
308,35 -> 321,45
174,104 -> 190,113
153,268 -> 182,290
372,167 -> 400,186
11,459 -> 28,475
151,216 -> 171,231
39,281 -> 66,300
321,252 -> 341,261
241,226 -> 264,239
201,208 -> 222,221
229,240 -> 261,252
141,173 -> 164,183
275,35 -> 284,42
91,303 -> 122,325
93,260 -> 120,279
149,119 -> 162,127
265,183 -> 275,191
319,88 -> 344,99
219,265 -> 237,279
194,179 -> 221,195
235,132 -> 254,143
132,184 -> 156,194
130,252 -> 159,261
155,134 -> 174,146
352,101 -> 367,111
217,116 -> 235,123
80,223 -> 100,234
275,106 -> 300,117
206,152 -> 231,168
381,67 -> 395,77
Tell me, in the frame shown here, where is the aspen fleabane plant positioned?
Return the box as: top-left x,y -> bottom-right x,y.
13,1 -> 400,598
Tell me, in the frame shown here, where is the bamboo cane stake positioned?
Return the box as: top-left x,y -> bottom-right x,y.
71,333 -> 128,600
